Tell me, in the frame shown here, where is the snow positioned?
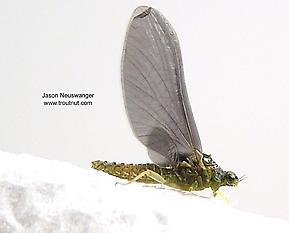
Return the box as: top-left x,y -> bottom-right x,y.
0,151 -> 288,233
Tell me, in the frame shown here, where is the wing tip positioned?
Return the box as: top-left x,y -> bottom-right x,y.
132,6 -> 152,19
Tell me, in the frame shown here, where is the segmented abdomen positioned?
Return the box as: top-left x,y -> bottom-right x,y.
91,160 -> 161,184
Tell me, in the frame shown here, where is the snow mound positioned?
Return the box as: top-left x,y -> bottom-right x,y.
0,151 -> 288,233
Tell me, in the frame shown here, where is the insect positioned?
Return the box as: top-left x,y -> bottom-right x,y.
92,6 -> 245,197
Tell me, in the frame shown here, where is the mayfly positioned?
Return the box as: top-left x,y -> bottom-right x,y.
92,6 -> 244,197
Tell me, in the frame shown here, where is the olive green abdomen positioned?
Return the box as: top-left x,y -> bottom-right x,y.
91,160 -> 161,184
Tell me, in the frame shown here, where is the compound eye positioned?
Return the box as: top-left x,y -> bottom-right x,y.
227,172 -> 236,184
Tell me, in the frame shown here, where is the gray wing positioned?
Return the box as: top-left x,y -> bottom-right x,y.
121,6 -> 202,166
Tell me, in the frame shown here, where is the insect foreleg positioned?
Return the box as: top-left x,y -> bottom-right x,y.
213,190 -> 230,203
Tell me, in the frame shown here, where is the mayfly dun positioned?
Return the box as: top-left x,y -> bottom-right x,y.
92,6 -> 242,197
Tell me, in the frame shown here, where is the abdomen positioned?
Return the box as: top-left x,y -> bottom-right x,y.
91,160 -> 161,184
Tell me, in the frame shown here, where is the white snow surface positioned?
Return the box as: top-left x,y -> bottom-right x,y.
0,151 -> 288,233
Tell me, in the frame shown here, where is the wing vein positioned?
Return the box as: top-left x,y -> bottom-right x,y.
149,13 -> 192,148
127,43 -> 191,147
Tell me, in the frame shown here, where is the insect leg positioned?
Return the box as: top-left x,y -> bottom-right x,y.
117,169 -> 166,185
213,190 -> 230,203
195,149 -> 206,169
